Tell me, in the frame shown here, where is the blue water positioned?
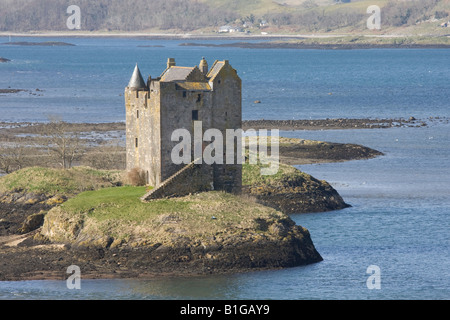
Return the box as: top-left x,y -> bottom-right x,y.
0,37 -> 449,300
1,37 -> 450,122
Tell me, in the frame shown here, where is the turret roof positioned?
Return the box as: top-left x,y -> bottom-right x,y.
128,64 -> 146,89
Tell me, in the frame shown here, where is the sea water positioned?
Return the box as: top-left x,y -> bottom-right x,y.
1,37 -> 450,122
0,37 -> 449,299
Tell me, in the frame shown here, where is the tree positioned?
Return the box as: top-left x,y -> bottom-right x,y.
0,143 -> 29,173
42,117 -> 85,169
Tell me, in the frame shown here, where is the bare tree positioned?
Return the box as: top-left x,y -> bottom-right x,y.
82,139 -> 126,170
41,117 -> 86,169
0,142 -> 29,173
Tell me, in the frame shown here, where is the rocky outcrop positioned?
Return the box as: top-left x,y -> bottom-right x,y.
31,190 -> 323,278
243,170 -> 350,214
0,192 -> 65,236
0,220 -> 323,280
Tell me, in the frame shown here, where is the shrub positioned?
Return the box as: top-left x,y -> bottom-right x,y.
127,167 -> 147,186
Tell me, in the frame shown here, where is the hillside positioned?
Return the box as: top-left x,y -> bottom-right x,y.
0,0 -> 449,36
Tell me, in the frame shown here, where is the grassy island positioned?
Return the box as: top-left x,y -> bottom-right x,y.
0,164 -> 328,279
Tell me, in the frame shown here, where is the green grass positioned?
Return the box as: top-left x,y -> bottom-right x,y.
0,166 -> 123,196
44,187 -> 286,245
242,162 -> 316,187
61,186 -> 192,222
0,159 -> 314,197
3,164 -> 313,244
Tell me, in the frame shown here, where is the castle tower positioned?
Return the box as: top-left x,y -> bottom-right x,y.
125,58 -> 242,194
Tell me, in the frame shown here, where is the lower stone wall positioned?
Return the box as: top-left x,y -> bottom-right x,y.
141,161 -> 214,201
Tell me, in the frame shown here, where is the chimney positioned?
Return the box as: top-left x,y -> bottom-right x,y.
199,57 -> 208,75
167,58 -> 176,68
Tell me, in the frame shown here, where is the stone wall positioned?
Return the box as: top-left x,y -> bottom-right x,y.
126,59 -> 242,193
159,81 -> 213,182
125,82 -> 162,186
209,60 -> 242,193
141,160 -> 214,201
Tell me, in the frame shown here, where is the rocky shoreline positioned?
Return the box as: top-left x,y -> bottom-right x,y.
0,118 -> 394,281
1,227 -> 323,281
0,185 -> 325,281
242,117 -> 428,130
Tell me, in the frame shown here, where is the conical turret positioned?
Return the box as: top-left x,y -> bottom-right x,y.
128,63 -> 146,90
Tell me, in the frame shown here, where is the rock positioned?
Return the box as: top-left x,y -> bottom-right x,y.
0,57 -> 11,63
18,211 -> 46,234
243,174 -> 350,214
254,100 -> 261,104
409,116 -> 416,121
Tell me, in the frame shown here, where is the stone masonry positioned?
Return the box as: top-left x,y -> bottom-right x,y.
125,58 -> 242,198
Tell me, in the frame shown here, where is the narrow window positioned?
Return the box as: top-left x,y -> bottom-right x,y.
192,110 -> 198,121
197,94 -> 202,102
137,110 -> 139,119
183,91 -> 187,98
135,137 -> 138,148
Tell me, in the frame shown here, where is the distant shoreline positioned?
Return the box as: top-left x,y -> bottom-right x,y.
1,41 -> 75,46
0,31 -> 318,40
1,32 -> 450,49
181,41 -> 450,50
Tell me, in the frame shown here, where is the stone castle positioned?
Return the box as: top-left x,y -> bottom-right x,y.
124,58 -> 242,199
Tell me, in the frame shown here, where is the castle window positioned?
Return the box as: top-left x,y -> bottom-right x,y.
183,91 -> 187,98
197,94 -> 202,102
137,110 -> 139,119
192,110 -> 198,121
135,137 -> 138,148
